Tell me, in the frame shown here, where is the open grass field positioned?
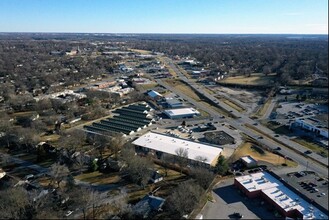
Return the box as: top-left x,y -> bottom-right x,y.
221,73 -> 277,86
176,65 -> 191,78
39,134 -> 60,142
219,97 -> 245,112
75,171 -> 121,185
129,48 -> 152,55
230,142 -> 297,167
255,98 -> 272,117
139,83 -> 158,91
11,111 -> 38,117
292,138 -> 328,157
204,87 -> 216,95
164,79 -> 201,101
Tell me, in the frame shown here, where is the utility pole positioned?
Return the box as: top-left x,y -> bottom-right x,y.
306,161 -> 309,172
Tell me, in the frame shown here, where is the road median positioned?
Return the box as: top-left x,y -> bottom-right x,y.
245,124 -> 329,169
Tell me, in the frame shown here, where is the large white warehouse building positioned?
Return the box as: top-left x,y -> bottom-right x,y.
132,131 -> 223,167
164,108 -> 200,119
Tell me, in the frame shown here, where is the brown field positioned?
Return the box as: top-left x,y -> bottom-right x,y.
230,142 -> 297,167
221,73 -> 277,85
75,171 -> 121,185
255,98 -> 272,117
129,48 -> 152,54
220,98 -> 245,112
164,79 -> 201,101
176,65 -> 191,78
292,138 -> 328,157
139,83 -> 158,90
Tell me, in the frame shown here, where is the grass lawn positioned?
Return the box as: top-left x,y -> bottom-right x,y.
139,83 -> 158,90
204,87 -> 216,95
221,73 -> 276,86
176,65 -> 191,78
230,142 -> 297,167
220,98 -> 245,112
75,171 -> 121,185
197,108 -> 210,117
255,98 -> 272,117
292,138 -> 328,157
39,134 -> 60,143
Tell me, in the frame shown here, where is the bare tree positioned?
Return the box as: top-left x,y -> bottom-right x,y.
190,167 -> 215,189
49,162 -> 70,188
109,134 -> 124,159
124,154 -> 153,188
61,129 -> 86,151
92,134 -> 111,160
69,186 -> 103,220
0,187 -> 30,219
175,147 -> 189,174
165,180 -> 204,217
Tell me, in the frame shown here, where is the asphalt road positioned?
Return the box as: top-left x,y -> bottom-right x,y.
159,56 -> 328,177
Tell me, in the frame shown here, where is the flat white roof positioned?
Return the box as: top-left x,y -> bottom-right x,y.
164,108 -> 200,117
132,132 -> 222,165
240,156 -> 257,164
235,172 -> 328,219
235,172 -> 279,192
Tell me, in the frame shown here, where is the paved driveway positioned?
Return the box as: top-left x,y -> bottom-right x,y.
200,178 -> 278,219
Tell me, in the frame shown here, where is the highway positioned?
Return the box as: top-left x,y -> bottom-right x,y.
158,56 -> 328,177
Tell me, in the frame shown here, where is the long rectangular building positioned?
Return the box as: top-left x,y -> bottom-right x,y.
132,131 -> 223,167
164,108 -> 200,119
234,172 -> 328,219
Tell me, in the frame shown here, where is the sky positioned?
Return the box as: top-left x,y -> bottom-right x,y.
0,0 -> 327,34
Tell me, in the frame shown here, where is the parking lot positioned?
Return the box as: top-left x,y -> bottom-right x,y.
281,171 -> 328,211
200,178 -> 278,220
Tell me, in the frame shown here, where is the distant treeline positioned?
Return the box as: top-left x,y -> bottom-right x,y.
127,34 -> 328,85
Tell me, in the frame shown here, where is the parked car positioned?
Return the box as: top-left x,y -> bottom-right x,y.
304,150 -> 312,155
231,212 -> 243,219
65,210 -> 73,217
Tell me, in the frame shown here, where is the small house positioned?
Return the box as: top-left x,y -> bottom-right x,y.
133,194 -> 165,218
240,156 -> 258,168
150,170 -> 163,183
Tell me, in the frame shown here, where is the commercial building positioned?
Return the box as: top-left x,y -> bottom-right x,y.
234,172 -> 328,219
132,131 -> 223,168
293,118 -> 328,139
164,108 -> 200,119
165,98 -> 184,108
147,90 -> 163,100
84,103 -> 153,136
240,156 -> 258,168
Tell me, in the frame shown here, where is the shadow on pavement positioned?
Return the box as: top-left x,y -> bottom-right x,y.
213,185 -> 280,220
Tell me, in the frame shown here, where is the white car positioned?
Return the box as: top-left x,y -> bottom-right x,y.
65,211 -> 73,217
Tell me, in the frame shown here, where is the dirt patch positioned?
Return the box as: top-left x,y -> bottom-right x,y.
230,142 -> 297,167
221,73 -> 277,86
164,79 -> 201,101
